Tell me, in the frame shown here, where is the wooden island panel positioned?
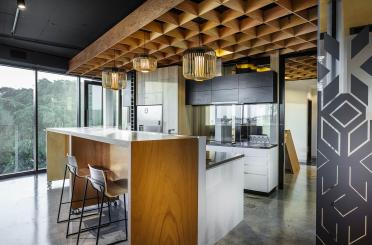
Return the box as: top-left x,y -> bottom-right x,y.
70,136 -> 130,208
46,131 -> 69,182
130,138 -> 199,245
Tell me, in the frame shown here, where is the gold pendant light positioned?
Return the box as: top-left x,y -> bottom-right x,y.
133,31 -> 157,73
102,50 -> 127,90
183,33 -> 217,81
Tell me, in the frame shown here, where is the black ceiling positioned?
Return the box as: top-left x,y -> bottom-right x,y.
0,0 -> 146,58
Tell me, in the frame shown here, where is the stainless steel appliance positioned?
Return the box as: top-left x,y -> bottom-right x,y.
137,105 -> 163,132
215,116 -> 232,143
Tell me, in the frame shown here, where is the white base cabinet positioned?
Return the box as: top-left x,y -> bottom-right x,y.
206,145 -> 278,193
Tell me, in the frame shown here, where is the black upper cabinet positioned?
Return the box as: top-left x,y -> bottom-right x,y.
238,72 -> 273,88
212,89 -> 239,103
185,71 -> 277,105
238,71 -> 277,104
186,91 -> 211,105
211,75 -> 238,90
187,79 -> 211,92
239,87 -> 274,104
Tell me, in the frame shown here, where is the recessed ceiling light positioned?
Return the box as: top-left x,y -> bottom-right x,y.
17,0 -> 26,10
215,48 -> 233,57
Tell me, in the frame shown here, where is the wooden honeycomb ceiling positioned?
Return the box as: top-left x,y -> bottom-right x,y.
69,0 -> 317,77
285,55 -> 317,81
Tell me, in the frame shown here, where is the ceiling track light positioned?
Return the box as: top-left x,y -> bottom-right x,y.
17,0 -> 26,10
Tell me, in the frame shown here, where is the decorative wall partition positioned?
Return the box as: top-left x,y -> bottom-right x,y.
317,25 -> 372,245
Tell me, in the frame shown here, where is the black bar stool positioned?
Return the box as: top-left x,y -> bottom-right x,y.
57,155 -> 110,238
76,164 -> 128,245
57,155 -> 94,224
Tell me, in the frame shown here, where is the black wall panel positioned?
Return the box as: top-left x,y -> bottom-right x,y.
316,26 -> 372,245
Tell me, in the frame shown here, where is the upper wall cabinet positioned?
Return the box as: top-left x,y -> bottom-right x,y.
186,80 -> 212,105
186,71 -> 277,105
211,75 -> 238,90
238,71 -> 277,104
187,79 -> 212,92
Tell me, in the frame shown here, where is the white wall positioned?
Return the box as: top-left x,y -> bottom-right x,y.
285,79 -> 317,162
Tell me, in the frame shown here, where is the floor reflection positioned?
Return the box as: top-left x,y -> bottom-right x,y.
217,165 -> 316,245
0,165 -> 316,245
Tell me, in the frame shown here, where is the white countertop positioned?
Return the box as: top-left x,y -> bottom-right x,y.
47,127 -> 196,146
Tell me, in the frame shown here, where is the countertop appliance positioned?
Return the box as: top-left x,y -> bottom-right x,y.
215,116 -> 232,143
137,105 -> 163,133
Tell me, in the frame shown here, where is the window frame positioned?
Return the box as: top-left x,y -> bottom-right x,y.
0,63 -> 89,178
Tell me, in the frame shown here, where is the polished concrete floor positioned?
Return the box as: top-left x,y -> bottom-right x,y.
218,165 -> 316,245
0,165 -> 316,245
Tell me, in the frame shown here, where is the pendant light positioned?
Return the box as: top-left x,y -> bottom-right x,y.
183,32 -> 217,81
17,0 -> 26,10
102,50 -> 127,90
133,31 -> 157,73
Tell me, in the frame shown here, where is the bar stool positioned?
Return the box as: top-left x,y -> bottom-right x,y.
57,155 -> 93,223
57,155 -> 110,238
76,164 -> 128,245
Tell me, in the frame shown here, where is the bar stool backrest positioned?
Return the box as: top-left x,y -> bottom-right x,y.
88,164 -> 106,192
66,155 -> 78,174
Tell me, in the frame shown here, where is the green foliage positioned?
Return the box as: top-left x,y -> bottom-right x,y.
0,77 -> 77,174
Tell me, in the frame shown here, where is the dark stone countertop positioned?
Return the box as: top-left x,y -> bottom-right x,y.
206,151 -> 244,170
207,140 -> 278,149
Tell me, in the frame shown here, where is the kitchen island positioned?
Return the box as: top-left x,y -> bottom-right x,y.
46,127 -> 244,245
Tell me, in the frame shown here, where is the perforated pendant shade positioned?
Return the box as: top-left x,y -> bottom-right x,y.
133,54 -> 157,73
183,46 -> 217,81
102,67 -> 127,90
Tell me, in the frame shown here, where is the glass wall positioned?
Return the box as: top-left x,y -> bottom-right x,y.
0,65 -> 35,175
192,103 -> 277,144
37,71 -> 79,169
0,64 -> 110,176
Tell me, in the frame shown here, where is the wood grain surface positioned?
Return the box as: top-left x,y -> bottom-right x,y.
130,138 -> 199,245
70,136 -> 130,208
46,131 -> 69,182
68,0 -> 317,78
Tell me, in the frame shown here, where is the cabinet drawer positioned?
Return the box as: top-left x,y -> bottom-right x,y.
238,148 -> 269,157
244,156 -> 267,175
244,173 -> 268,192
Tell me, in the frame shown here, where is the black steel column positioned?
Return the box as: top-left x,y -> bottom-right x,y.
130,71 -> 137,131
33,69 -> 38,171
278,55 -> 285,189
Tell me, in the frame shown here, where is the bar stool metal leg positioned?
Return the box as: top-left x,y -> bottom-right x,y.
124,194 -> 128,241
96,188 -> 105,245
108,199 -> 112,223
66,173 -> 77,238
57,164 -> 68,223
76,178 -> 89,245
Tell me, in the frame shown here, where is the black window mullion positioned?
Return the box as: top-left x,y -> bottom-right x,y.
34,69 -> 38,172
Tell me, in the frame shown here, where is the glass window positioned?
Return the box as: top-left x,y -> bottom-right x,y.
0,65 -> 35,175
242,104 -> 277,143
37,71 -> 78,168
87,83 -> 103,126
192,104 -> 277,144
